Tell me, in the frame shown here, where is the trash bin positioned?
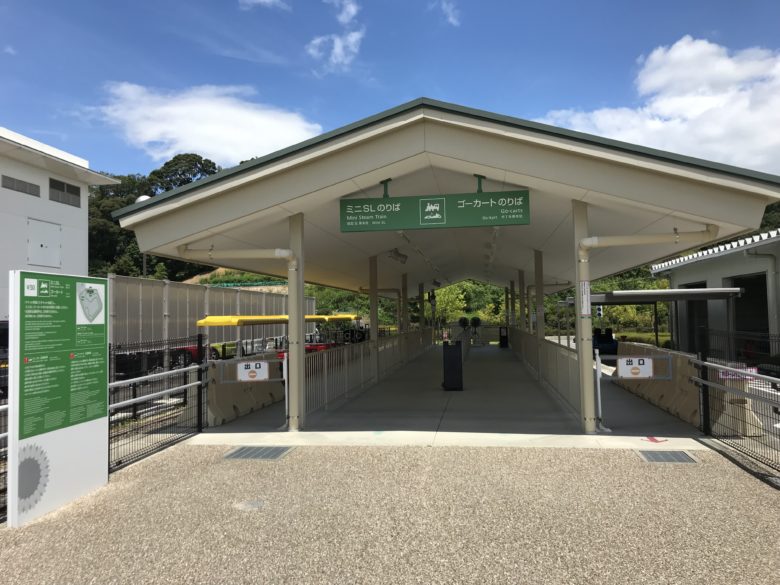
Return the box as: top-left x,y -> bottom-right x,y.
499,327 -> 509,348
442,341 -> 463,391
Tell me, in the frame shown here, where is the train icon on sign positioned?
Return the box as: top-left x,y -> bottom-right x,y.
420,198 -> 446,225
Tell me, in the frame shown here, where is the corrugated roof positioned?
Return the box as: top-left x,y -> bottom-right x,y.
651,230 -> 780,273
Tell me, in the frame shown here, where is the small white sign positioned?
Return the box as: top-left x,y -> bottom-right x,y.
617,357 -> 653,379
237,360 -> 270,381
719,367 -> 757,380
24,278 -> 37,296
579,281 -> 591,317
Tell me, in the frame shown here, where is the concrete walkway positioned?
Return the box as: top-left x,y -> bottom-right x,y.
1,443 -> 777,584
191,345 -> 705,450
3,346 -> 777,583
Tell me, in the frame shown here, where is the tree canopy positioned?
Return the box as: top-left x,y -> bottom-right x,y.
147,154 -> 220,194
88,154 -> 219,280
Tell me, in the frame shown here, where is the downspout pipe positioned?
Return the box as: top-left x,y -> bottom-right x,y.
527,281 -> 573,293
178,246 -> 297,268
574,223 -> 717,434
578,225 -> 719,259
359,288 -> 401,295
745,249 -> 779,336
178,242 -> 303,428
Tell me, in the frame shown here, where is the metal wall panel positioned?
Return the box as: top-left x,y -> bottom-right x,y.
143,280 -> 165,341
168,282 -> 205,339
109,275 -> 316,345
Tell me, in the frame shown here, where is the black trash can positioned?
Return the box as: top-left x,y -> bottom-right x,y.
442,341 -> 463,391
499,327 -> 509,348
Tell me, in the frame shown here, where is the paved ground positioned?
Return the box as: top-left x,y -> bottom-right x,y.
1,443 -> 778,585
192,345 -> 704,450
4,346 -> 776,583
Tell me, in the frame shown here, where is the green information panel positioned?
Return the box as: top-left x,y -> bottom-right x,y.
18,272 -> 108,439
340,190 -> 530,232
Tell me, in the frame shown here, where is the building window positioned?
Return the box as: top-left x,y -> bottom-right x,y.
2,174 -> 41,197
49,178 -> 81,208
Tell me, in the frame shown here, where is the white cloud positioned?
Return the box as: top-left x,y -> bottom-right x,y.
540,36 -> 780,174
99,83 -> 322,167
439,1 -> 460,26
3,45 -> 17,55
239,0 -> 290,10
325,0 -> 360,25
306,29 -> 364,73
307,1 -> 364,75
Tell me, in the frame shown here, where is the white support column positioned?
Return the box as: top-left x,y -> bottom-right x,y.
573,200 -> 597,434
509,280 -> 516,326
399,274 -> 407,360
288,213 -> 306,431
418,282 -> 424,326
401,273 -> 408,332
504,287 -> 509,327
534,250 -> 544,379
369,256 -> 379,381
517,270 -> 526,331
162,280 -> 171,369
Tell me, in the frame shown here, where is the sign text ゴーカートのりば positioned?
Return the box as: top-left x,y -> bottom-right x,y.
340,190 -> 529,232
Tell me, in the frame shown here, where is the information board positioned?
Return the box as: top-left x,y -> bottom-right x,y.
340,190 -> 529,232
8,271 -> 109,527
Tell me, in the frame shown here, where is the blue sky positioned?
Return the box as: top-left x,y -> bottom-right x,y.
1,0 -> 779,175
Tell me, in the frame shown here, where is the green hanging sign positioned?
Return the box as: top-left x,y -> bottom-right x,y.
340,190 -> 530,232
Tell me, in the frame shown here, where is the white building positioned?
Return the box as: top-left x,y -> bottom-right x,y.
0,127 -> 116,322
652,230 -> 780,356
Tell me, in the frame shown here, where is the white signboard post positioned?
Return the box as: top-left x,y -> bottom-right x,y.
579,281 -> 591,317
617,357 -> 654,379
8,271 -> 109,527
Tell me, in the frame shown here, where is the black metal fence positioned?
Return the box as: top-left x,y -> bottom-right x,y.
109,335 -> 207,472
0,389 -> 6,524
693,357 -> 780,473
0,337 -> 208,524
697,328 -> 780,368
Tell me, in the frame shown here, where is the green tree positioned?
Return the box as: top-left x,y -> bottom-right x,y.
148,154 -> 220,193
152,262 -> 169,280
88,174 -> 149,276
424,284 -> 466,324
88,155 -> 220,279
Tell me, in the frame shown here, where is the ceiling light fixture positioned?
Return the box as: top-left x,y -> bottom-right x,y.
388,248 -> 408,264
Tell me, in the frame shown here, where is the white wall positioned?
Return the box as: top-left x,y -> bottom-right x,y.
0,156 -> 89,320
668,240 -> 780,348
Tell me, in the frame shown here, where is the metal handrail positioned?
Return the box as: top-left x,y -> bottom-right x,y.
0,403 -> 7,440
110,381 -> 202,411
108,364 -> 202,389
689,376 -> 780,407
687,357 -> 780,385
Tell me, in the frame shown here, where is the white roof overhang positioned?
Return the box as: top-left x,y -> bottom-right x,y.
115,100 -> 780,296
0,131 -> 117,186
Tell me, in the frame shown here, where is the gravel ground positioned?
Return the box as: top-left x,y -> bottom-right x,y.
1,444 -> 778,585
